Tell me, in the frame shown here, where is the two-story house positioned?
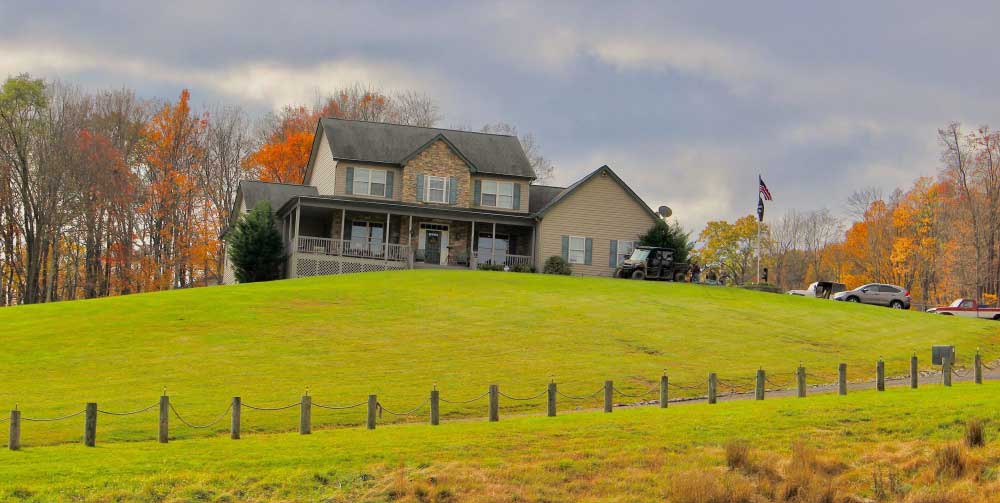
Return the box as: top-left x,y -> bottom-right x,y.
222,118 -> 661,283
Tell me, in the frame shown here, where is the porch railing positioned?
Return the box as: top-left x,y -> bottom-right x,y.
473,251 -> 532,268
296,236 -> 409,262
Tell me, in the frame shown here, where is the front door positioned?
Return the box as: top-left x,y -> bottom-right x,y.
425,231 -> 441,265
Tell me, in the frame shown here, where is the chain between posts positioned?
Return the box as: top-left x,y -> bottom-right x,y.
170,402 -> 233,429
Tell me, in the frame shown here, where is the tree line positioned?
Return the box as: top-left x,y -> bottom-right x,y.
0,74 -> 553,305
695,122 -> 1000,308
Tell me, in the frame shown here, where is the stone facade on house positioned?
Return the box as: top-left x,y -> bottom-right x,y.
401,140 -> 473,207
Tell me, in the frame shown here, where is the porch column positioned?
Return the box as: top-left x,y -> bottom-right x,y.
530,225 -> 536,268
293,203 -> 301,246
385,212 -> 391,262
408,215 -> 414,268
491,222 -> 497,265
340,208 -> 347,255
470,221 -> 476,269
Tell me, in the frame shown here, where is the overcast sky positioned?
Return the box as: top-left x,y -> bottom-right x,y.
2,1 -> 997,232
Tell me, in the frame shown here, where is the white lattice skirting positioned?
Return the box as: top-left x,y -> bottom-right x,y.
294,255 -> 407,277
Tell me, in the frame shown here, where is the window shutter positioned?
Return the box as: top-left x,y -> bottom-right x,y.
513,183 -> 521,210
416,174 -> 425,202
584,238 -> 593,265
474,180 -> 482,206
561,236 -> 569,260
448,176 -> 458,204
345,167 -> 354,195
385,170 -> 394,198
609,240 -> 618,267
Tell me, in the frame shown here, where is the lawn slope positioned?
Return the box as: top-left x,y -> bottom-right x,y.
0,270 -> 996,446
1,383 -> 999,502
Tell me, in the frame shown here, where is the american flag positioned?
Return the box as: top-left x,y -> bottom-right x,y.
758,175 -> 772,201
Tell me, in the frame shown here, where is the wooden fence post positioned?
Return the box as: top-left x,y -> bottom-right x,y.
910,354 -> 918,389
975,349 -> 983,384
838,363 -> 847,395
659,374 -> 668,408
603,381 -> 614,413
84,402 -> 97,447
707,373 -> 717,404
8,410 -> 20,451
488,385 -> 499,422
158,395 -> 169,443
430,388 -> 440,426
547,382 -> 557,417
796,366 -> 806,398
300,395 -> 312,435
755,369 -> 765,400
367,395 -> 377,430
876,358 -> 885,392
943,359 -> 953,387
231,397 -> 241,440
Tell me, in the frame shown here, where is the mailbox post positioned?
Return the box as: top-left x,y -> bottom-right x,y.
932,346 -> 956,387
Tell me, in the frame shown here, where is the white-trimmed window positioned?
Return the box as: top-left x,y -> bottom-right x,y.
568,236 -> 587,264
353,168 -> 387,197
426,176 -> 447,203
616,240 -> 635,266
481,180 -> 514,209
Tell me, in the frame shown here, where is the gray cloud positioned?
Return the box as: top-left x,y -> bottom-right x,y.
2,0 -> 997,233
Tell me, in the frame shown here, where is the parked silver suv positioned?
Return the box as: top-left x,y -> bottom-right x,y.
833,283 -> 911,309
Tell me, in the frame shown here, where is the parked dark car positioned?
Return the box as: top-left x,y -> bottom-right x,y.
833,283 -> 911,309
615,246 -> 688,281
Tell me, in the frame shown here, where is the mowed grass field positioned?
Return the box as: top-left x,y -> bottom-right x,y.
2,383 -> 999,502
0,270 -> 997,447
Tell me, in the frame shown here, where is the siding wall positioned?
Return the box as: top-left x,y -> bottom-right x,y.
308,130 -> 338,195
470,175 -> 530,213
334,161 -> 404,200
535,172 -> 657,276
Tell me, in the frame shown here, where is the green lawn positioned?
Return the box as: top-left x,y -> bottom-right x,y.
0,270 -> 996,447
1,382 -> 997,502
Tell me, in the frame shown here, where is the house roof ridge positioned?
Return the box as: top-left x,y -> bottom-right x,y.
321,117 -> 518,138
241,179 -> 312,187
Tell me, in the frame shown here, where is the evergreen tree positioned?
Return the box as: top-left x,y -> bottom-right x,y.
226,201 -> 284,283
638,219 -> 693,264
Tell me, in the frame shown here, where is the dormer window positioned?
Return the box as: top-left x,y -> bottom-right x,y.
426,176 -> 447,203
482,181 -> 514,209
352,167 -> 387,197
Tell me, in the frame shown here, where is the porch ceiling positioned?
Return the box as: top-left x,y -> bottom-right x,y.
279,195 -> 535,226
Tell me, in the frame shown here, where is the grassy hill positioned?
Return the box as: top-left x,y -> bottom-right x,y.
0,270 -> 997,447
2,383 -> 999,502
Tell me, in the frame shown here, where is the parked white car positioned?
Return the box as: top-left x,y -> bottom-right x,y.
787,281 -> 847,299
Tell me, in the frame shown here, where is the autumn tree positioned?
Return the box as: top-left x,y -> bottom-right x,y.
0,74 -> 51,304
696,215 -> 764,285
142,89 -> 207,290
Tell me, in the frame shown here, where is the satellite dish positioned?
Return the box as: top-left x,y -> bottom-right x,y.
657,206 -> 672,218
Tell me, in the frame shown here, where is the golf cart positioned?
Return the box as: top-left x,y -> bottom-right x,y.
615,246 -> 688,281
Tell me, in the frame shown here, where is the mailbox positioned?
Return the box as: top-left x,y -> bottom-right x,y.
932,345 -> 956,365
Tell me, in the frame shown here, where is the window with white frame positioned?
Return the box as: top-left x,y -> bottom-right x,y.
568,236 -> 587,264
352,167 -> 387,197
426,176 -> 447,203
481,180 -> 514,209
616,240 -> 635,266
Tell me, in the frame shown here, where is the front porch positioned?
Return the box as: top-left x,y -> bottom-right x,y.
280,198 -> 535,278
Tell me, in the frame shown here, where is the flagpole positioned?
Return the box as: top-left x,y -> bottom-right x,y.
756,218 -> 761,284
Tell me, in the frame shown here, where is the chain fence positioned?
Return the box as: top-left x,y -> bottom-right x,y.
4,351 -> 997,450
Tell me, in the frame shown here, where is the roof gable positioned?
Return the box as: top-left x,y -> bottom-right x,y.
534,165 -> 659,221
400,134 -> 478,172
320,118 -> 536,178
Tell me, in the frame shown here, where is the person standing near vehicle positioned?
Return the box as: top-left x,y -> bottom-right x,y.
690,261 -> 701,284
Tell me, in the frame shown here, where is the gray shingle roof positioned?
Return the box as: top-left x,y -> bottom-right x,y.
239,180 -> 318,212
321,118 -> 535,179
528,185 -> 567,213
